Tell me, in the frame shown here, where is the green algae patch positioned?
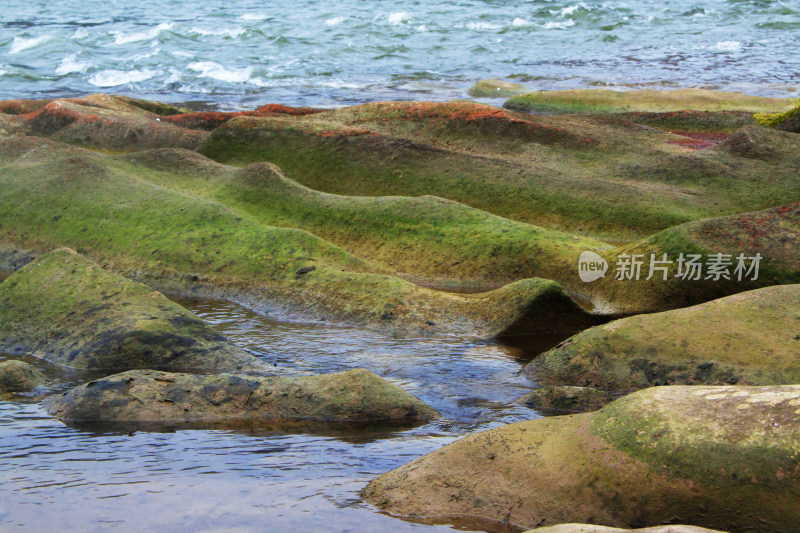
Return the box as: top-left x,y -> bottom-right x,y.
198,99 -> 800,242
44,368 -> 438,424
363,385 -> 800,532
467,79 -> 528,98
526,285 -> 800,390
117,148 -> 608,290
754,98 -> 800,128
504,89 -> 793,115
0,136 -> 593,335
0,249 -> 261,373
516,385 -> 613,413
0,360 -> 46,392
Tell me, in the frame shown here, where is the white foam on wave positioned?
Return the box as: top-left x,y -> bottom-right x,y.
551,3 -> 587,17
89,69 -> 156,87
190,27 -> 246,38
55,53 -> 90,75
512,17 -> 533,27
542,19 -> 576,29
0,65 -> 7,76
465,21 -> 502,31
188,61 -> 253,83
715,41 -> 742,52
240,13 -> 267,21
416,24 -> 428,32
112,23 -> 173,45
9,35 -> 54,54
388,12 -> 410,25
325,17 -> 347,27
72,28 -> 89,40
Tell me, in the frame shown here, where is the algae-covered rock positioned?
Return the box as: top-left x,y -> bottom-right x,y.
504,88 -> 792,115
517,385 -> 613,413
0,360 -> 46,391
584,201 -> 800,313
0,135 -> 596,336
0,248 -> 261,373
467,79 -> 527,98
363,385 -> 800,532
526,525 -> 727,533
44,368 -> 438,424
526,285 -> 800,390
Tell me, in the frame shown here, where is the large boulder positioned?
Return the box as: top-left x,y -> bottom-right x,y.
44,368 -> 438,424
0,360 -> 46,391
0,248 -> 262,373
363,385 -> 800,532
526,285 -> 800,390
467,79 -> 527,98
526,526 -> 726,533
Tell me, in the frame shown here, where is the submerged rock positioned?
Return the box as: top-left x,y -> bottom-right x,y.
44,368 -> 438,424
517,385 -> 613,413
467,79 -> 527,98
363,385 -> 800,532
0,360 -> 45,391
526,526 -> 727,533
0,248 -> 261,373
526,285 -> 800,390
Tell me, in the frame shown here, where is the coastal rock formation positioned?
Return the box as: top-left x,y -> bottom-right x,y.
516,385 -> 613,413
526,525 -> 727,533
504,88 -> 792,115
0,248 -> 262,373
467,79 -> 527,98
44,368 -> 438,424
0,360 -> 46,392
527,285 -> 800,390
363,385 -> 800,532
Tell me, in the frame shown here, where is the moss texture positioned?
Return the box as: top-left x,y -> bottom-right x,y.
504,89 -> 792,115
0,136 -> 595,335
0,249 -> 261,372
525,285 -> 800,390
363,385 -> 800,532
44,368 -> 438,424
0,360 -> 46,391
468,79 -> 527,98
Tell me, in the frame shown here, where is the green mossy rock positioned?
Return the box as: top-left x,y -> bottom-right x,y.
44,368 -> 438,424
467,79 -> 527,98
584,201 -> 800,313
0,360 -> 46,391
517,385 -> 613,413
0,249 -> 261,373
198,99 -> 800,243
0,134 -> 596,335
526,285 -> 800,390
504,89 -> 792,115
363,385 -> 800,532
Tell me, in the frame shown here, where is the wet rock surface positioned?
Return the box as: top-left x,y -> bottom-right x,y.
0,248 -> 262,373
0,360 -> 46,392
364,384 -> 800,532
517,385 -> 613,413
44,368 -> 439,424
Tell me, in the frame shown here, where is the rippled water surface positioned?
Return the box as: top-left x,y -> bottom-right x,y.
0,296 -> 567,532
1,0 -> 798,108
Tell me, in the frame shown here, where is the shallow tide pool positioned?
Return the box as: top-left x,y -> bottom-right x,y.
0,295 -> 568,532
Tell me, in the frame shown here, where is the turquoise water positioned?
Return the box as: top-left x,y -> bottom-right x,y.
1,0 -> 798,109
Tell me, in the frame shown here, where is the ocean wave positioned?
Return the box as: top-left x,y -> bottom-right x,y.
88,69 -> 157,87
72,28 -> 89,40
388,12 -> 410,25
55,53 -> 90,75
542,20 -> 576,29
189,27 -> 246,39
465,21 -> 502,31
511,18 -> 534,27
325,17 -> 347,27
715,41 -> 742,52
112,23 -> 173,45
188,61 -> 253,83
9,35 -> 54,54
240,13 -> 267,21
550,3 -> 589,18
